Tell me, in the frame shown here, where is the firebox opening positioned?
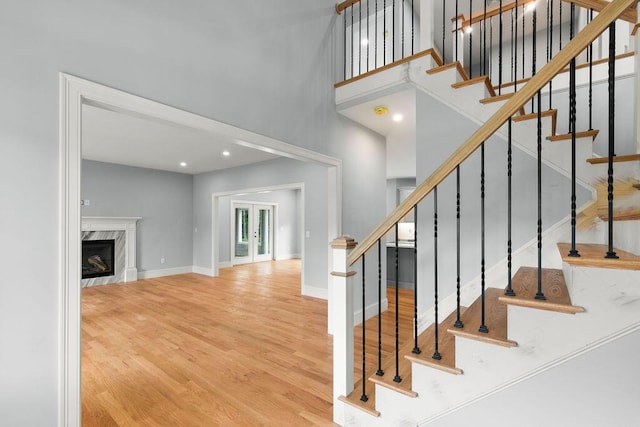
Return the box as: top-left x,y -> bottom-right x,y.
82,239 -> 116,279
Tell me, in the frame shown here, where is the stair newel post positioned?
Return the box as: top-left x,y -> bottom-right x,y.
330,236 -> 357,422
479,143 -> 489,334
505,118 -> 516,296
393,222 -> 402,382
433,187 -> 442,360
412,204 -> 421,354
499,0 -> 503,95
535,90 -> 547,300
568,16 -> 580,258
605,21 -> 620,260
454,166 -> 464,328
376,239 -> 384,376
360,256 -> 368,402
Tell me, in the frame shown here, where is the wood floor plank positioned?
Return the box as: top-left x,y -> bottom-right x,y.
82,260 -> 337,426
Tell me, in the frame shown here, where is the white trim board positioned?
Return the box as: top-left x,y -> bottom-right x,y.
58,73 -> 342,427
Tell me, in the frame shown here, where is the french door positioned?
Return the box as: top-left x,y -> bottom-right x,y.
232,203 -> 274,265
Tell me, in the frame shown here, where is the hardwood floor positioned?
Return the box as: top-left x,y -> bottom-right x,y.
81,260 -> 336,426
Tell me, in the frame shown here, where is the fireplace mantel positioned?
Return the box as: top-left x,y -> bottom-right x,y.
82,216 -> 141,282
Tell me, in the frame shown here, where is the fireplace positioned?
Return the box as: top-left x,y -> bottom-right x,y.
82,239 -> 115,279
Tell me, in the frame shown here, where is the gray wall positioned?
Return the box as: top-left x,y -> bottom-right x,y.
0,1 -> 386,424
81,160 -> 194,273
218,188 -> 301,264
427,328 -> 640,427
415,90 -> 592,311
193,158 -> 328,294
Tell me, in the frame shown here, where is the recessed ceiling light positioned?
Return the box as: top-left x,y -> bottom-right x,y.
222,151 -> 230,157
179,162 -> 187,167
374,106 -> 388,116
361,38 -> 369,46
393,114 -> 403,122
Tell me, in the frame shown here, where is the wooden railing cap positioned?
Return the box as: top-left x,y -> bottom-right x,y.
331,236 -> 358,249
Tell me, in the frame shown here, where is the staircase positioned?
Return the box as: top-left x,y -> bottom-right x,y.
332,0 -> 640,425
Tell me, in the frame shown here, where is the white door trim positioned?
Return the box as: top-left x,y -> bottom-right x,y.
58,73 -> 342,426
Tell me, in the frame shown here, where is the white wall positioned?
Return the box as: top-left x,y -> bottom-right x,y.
81,160 -> 194,273
0,1 -> 386,425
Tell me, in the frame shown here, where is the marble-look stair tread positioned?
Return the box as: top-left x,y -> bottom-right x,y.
558,243 -> 640,270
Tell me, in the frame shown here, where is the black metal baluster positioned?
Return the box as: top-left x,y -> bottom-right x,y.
505,118 -> 516,296
455,0 -> 459,62
442,0 -> 446,64
605,22 -> 619,260
499,0 -> 503,95
483,0 -> 487,76
479,144 -> 489,333
402,0 -> 405,59
510,7 -> 514,85
531,2 -> 537,113
559,0 -> 562,51
469,0 -> 473,78
359,2 -> 362,76
568,3 -> 574,131
351,5 -> 355,77
455,166 -> 464,328
360,256 -> 368,402
568,26 -> 579,258
393,0 -> 396,62
384,0 -> 387,65
588,9 -> 594,131
412,205 -> 420,354
344,7 -> 347,80
412,0 -> 414,54
535,90 -> 546,300
377,239 -> 384,376
522,3 -> 525,82
367,0 -> 370,72
514,1 -> 518,92
490,16 -> 493,81
546,0 -> 550,108
375,0 -> 379,69
549,0 -> 553,109
394,222 -> 402,382
433,187 -> 442,359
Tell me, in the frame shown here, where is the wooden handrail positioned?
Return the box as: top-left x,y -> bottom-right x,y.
452,0 -> 536,31
562,0 -> 637,24
336,0 -> 362,14
348,0 -> 637,266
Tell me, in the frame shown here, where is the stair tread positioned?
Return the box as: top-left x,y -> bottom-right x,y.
558,243 -> 640,270
405,308 -> 465,374
499,267 -> 584,314
369,362 -> 417,397
512,109 -> 558,136
451,76 -> 496,97
339,381 -> 380,417
586,153 -> 640,164
447,288 -> 517,347
598,209 -> 640,221
427,61 -> 470,80
546,129 -> 599,142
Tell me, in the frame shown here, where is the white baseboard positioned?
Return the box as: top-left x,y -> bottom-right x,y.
192,265 -> 214,276
217,261 -> 232,269
354,298 -> 389,326
138,266 -> 193,279
303,285 -> 328,300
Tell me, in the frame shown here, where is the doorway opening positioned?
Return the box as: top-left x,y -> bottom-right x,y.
232,202 -> 274,265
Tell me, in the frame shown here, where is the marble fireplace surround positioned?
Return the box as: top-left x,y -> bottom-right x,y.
81,216 -> 141,284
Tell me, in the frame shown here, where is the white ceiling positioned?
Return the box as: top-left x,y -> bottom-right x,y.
82,104 -> 279,175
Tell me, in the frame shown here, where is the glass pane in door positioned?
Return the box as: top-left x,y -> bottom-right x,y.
234,207 -> 249,257
256,208 -> 270,256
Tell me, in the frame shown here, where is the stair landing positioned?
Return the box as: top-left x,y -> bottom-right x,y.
558,243 -> 640,270
499,267 -> 584,314
447,288 -> 517,347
